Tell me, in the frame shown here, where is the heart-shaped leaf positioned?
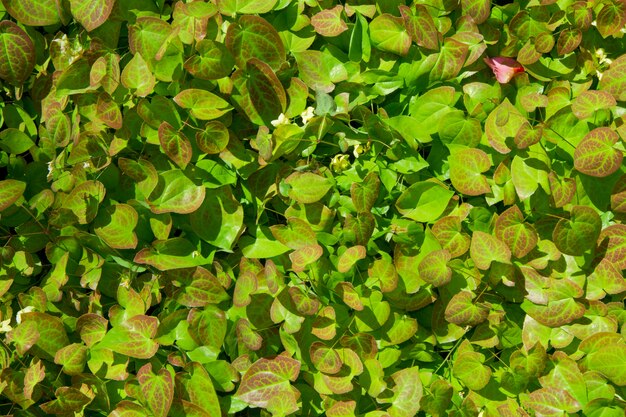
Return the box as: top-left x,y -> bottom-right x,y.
495,205 -> 538,258
396,181 -> 454,223
432,216 -> 471,257
69,0 -> 114,31
572,90 -> 617,119
338,246 -> 367,273
599,54 -> 626,101
445,291 -> 488,327
184,39 -> 235,80
190,186 -> 243,250
399,5 -> 439,51
94,204 -> 139,249
174,89 -> 232,120
285,172 -> 334,204
225,15 -> 285,71
134,238 -> 209,271
99,315 -> 159,359
553,205 -> 601,255
351,171 -> 380,213
137,363 -> 174,417
449,148 -> 491,196
3,0 -> 61,26
370,13 -> 411,56
246,58 -> 287,126
0,21 -> 35,85
148,170 -> 205,214
470,231 -> 511,270
121,53 -> 155,97
418,249 -> 452,287
0,179 -> 26,212
158,122 -> 192,170
574,127 -> 623,177
311,5 -> 348,37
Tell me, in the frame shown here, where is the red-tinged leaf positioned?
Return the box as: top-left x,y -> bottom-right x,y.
445,291 -> 488,326
399,5 -> 439,50
0,21 -> 35,85
119,158 -> 159,198
285,172 -> 334,204
175,362 -> 221,416
485,99 -> 527,153
23,359 -> 45,400
524,387 -> 582,414
345,213 -> 375,246
574,127 -> 623,177
588,258 -> 626,300
312,306 -> 337,340
367,254 -> 398,293
128,16 -> 172,63
517,40 -> 541,65
338,246 -> 367,273
69,0 -> 113,31
290,244 -> 323,272
39,386 -> 92,414
246,58 -> 287,126
521,92 -> 549,112
196,121 -> 229,154
233,271 -> 257,307
158,122 -> 192,170
453,351 -> 492,390
121,53 -> 155,97
461,0 -> 491,24
432,216 -> 471,258
495,205 -> 538,258
523,298 -> 586,327
383,313 -> 418,346
96,92 -> 122,129
188,305 -> 227,350
470,231 -> 511,270
184,39 -> 235,80
109,401 -> 150,417
586,344 -> 626,386
64,180 -> 106,225
15,312 -> 70,360
535,31 -> 555,53
235,356 -> 301,415
148,170 -> 205,214
596,1 -> 626,38
134,238 -> 209,271
597,224 -> 626,269
311,5 -> 348,37
599,54 -> 626,101
94,204 -> 139,250
351,171 -> 380,213
370,13 -> 411,56
138,363 -> 174,417
548,171 -> 576,208
418,249 -> 452,287
165,267 -> 229,307
172,1 -> 216,45
2,0 -> 61,26
174,89 -> 232,120
54,343 -> 88,375
340,333 -> 377,360
556,28 -> 582,55
572,90 -> 617,119
98,315 -> 159,359
76,313 -> 108,347
0,179 -> 26,212
310,342 -> 343,374
293,50 -> 335,93
431,38 -> 469,81
225,15 -> 285,71
553,206 -> 601,256
336,282 -> 363,311
387,367 -> 423,417
514,122 -> 543,149
288,286 -> 320,316
326,400 -> 356,417
449,148 -> 491,196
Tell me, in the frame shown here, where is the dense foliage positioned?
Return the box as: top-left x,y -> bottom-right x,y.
1,0 -> 626,416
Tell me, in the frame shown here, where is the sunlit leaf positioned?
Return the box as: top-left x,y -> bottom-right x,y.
470,231 -> 511,270
225,15 -> 285,71
396,181 -> 454,223
449,148 -> 491,196
574,127 -> 623,177
0,21 -> 35,85
553,205 -> 601,255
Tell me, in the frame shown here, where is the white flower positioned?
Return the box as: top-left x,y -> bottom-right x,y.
82,161 -> 90,169
271,113 -> 290,127
46,161 -> 55,181
16,306 -> 35,324
300,107 -> 315,125
0,319 -> 12,333
597,70 -> 604,80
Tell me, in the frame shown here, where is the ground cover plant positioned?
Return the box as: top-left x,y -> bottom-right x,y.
1,0 -> 626,415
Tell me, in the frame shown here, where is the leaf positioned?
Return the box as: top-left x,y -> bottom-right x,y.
553,205 -> 601,255
524,387 -> 582,415
597,224 -> 626,269
270,217 -> 317,250
461,0 -> 491,24
285,172 -> 334,204
0,21 -> 35,85
39,387 -> 92,414
431,38 -> 469,81
110,401 -> 150,417
574,127 -> 623,177
514,122 -> 543,149
311,5 -> 348,37
310,342 -> 343,374
387,367 -> 423,417
470,231 -> 511,270
0,179 -> 26,212
369,14 -> 411,56
99,315 -> 159,359
522,298 -> 586,327
166,267 -> 229,307
196,121 -> 229,154
128,16 -> 172,63
445,291 -> 488,327
351,171 -> 380,213
138,363 -> 174,417
17,312 -> 70,360
133,238 -> 209,271
432,216 -> 471,258
148,170 -> 206,214
246,58 -> 287,126
69,0 -> 114,31
190,186 -> 243,250
174,89 -> 232,121
586,258 -> 626,300
449,148 -> 491,196
556,28 -> 582,55
290,244 -> 323,272
235,356 -> 301,415
94,204 -> 138,250
54,343 -> 88,375
216,0 -> 277,16
396,181 -> 455,223
485,98 -> 527,154
495,205 -> 538,258
572,90 -> 617,119
121,53 -> 155,97
453,351 -> 491,391
596,1 -> 626,38
76,313 -> 108,347
367,254 -> 398,293
2,0 -> 61,26
599,54 -> 626,101
184,39 -> 235,80
293,50 -> 340,93
418,249 -> 452,287
338,246 -> 367,273
65,180 -> 106,224
399,5 -> 439,51
586,344 -> 626,386
225,15 -> 285,71
158,122 -> 192,170
176,362 -> 221,416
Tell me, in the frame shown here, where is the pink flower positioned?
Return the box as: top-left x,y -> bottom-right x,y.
484,56 -> 525,83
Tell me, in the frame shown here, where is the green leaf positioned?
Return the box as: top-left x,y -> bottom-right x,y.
514,122 -> 543,149
574,127 -> 623,177
367,254 -> 398,293
523,387 -> 582,415
0,21 -> 35,85
453,351 -> 491,390
176,362 -> 221,416
121,53 -> 155,97
148,170 -> 206,214
158,122 -> 192,170
485,98 -> 527,154
76,313 -> 108,347
16,312 -> 70,360
556,28 -> 582,55
369,14 -> 411,56
290,244 -> 323,272
56,59 -> 93,96
430,38 -> 469,81
596,1 -> 626,38
587,259 -> 626,300
216,0 -> 277,16
311,5 -> 348,37
54,343 -> 88,375
99,315 -> 159,359
138,363 -> 174,417
553,205 -> 601,255
270,217 -> 317,250
572,90 -> 616,119
184,39 -> 235,80
0,179 -> 26,212
69,0 -> 113,31
418,249 -> 452,287
310,341 -> 343,374
432,216 -> 471,257
470,231 -> 511,270
110,401 -> 150,417
235,356 -> 301,415
128,16 -> 172,64
94,204 -> 139,250
292,50 -> 335,93
65,180 -> 106,224
2,0 -> 61,26
399,5 -> 439,51
396,181 -> 455,223
166,267 -> 229,307
438,112 -> 482,147
461,0 -> 491,24
285,172 -> 334,204
597,224 -> 626,269
338,246 -> 367,273
599,54 -> 626,101
387,367 -> 423,417
133,238 -> 209,271
351,172 -> 380,213
190,186 -> 243,250
39,387 -> 92,414
445,291 -> 488,327
225,15 -> 285,71
449,148 -> 491,196
174,89 -> 232,120
495,205 -> 538,258
195,121 -> 229,154
246,58 -> 287,126
587,344 -> 626,386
